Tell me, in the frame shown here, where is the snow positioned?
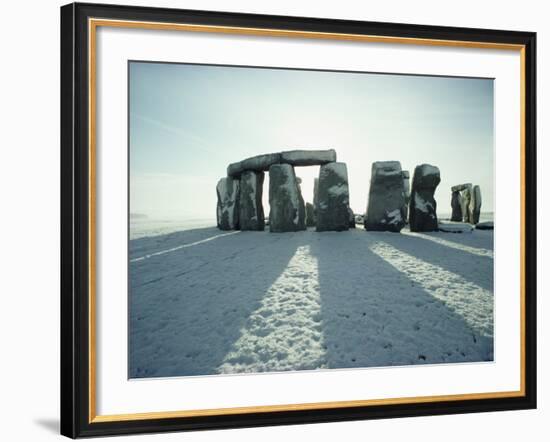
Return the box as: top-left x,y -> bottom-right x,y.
130,218 -> 217,240
386,209 -> 402,224
328,183 -> 348,197
438,221 -> 475,233
414,193 -> 433,213
129,227 -> 494,378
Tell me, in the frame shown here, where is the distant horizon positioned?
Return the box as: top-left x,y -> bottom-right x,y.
130,62 -> 494,220
129,211 -> 495,221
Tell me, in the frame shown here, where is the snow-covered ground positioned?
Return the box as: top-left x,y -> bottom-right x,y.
129,225 -> 494,378
130,218 -> 217,240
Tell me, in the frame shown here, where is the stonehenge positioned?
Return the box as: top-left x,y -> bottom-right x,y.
409,164 -> 440,232
305,202 -> 316,227
316,162 -> 350,232
364,161 -> 407,232
450,183 -> 482,224
218,149 -> 347,233
227,149 -> 336,177
470,185 -> 482,224
239,171 -> 265,231
227,152 -> 282,177
269,164 -> 306,232
348,208 -> 356,228
313,177 -> 319,223
452,183 -> 473,223
451,189 -> 462,222
217,149 -> 485,235
216,177 -> 240,230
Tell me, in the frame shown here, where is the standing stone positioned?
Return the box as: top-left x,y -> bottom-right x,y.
239,171 -> 265,231
305,202 -> 316,227
316,162 -> 350,232
451,191 -> 462,221
313,178 -> 319,203
364,161 -> 407,232
470,185 -> 482,224
348,207 -> 356,228
459,184 -> 473,223
409,164 -> 441,232
451,184 -> 472,223
268,164 -> 306,232
216,177 -> 240,230
313,177 -> 319,220
402,170 -> 411,223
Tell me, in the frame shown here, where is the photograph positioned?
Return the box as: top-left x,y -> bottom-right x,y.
128,61 -> 495,379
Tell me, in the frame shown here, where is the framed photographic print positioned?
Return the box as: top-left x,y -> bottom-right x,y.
60,2 -> 537,438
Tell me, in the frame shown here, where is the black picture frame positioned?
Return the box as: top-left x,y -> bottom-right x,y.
60,2 -> 537,438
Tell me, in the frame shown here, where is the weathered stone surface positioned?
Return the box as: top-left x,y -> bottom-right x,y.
470,185 -> 482,224
280,149 -> 336,167
402,170 -> 410,222
305,202 -> 316,227
450,183 -> 473,223
239,171 -> 265,231
476,221 -> 493,230
409,164 -> 441,232
216,177 -> 240,230
364,161 -> 407,232
227,153 -> 281,177
348,207 -> 356,228
451,191 -> 462,221
459,184 -> 473,223
227,149 -> 337,177
438,221 -> 474,233
268,164 -> 306,232
451,183 -> 471,192
313,178 -> 319,212
316,162 -> 350,232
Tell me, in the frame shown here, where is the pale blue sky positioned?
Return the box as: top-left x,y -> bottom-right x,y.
129,61 -> 494,220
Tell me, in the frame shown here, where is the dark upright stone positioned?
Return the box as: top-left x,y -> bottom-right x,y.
239,171 -> 265,231
402,170 -> 410,223
470,185 -> 482,224
451,191 -> 462,221
451,183 -> 473,223
409,164 -> 441,232
305,202 -> 316,227
316,162 -> 350,232
348,207 -> 356,228
268,164 -> 306,232
364,161 -> 406,232
216,177 -> 240,230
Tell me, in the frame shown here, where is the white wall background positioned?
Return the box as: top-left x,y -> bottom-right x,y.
0,0 -> 546,440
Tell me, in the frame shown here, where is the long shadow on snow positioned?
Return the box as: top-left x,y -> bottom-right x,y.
308,230 -> 493,370
377,231 -> 494,292
129,229 -> 304,378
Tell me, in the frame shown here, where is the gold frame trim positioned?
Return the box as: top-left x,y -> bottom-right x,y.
88,18 -> 527,424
